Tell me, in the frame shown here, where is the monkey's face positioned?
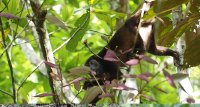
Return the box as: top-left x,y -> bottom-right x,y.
85,56 -> 121,81
88,59 -> 103,75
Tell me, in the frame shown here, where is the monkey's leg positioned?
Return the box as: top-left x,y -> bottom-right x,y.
148,42 -> 180,66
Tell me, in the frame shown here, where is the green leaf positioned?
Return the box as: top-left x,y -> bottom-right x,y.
94,9 -> 125,31
74,12 -> 90,27
171,73 -> 189,81
18,81 -> 38,97
156,17 -> 173,42
94,9 -> 126,20
143,0 -> 190,20
94,9 -> 124,24
67,66 -> 91,78
183,37 -> 200,68
66,11 -> 90,51
96,97 -> 113,104
46,15 -> 68,30
68,0 -> 79,8
13,18 -> 27,27
8,0 -> 20,14
81,86 -> 102,104
2,0 -> 9,9
69,66 -> 90,75
158,14 -> 200,46
42,0 -> 56,5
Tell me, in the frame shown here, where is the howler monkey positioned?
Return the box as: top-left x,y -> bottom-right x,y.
84,1 -> 180,90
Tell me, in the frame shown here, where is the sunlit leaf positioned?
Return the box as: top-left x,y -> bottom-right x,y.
0,28 -> 10,41
63,77 -> 85,87
94,9 -> 126,19
93,9 -> 126,30
141,95 -> 156,102
66,11 -> 90,51
154,87 -> 168,94
96,97 -> 113,104
18,81 -> 37,93
68,0 -> 79,8
89,0 -> 95,5
2,0 -> 8,8
42,0 -> 56,6
22,99 -> 28,104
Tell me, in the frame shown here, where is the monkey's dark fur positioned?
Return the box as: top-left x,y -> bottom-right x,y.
83,1 -> 180,103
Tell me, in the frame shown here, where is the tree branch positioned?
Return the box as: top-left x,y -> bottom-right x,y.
29,0 -> 60,104
172,3 -> 194,103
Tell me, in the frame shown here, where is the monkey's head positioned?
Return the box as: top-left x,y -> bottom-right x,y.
88,58 -> 103,75
85,56 -> 102,75
85,56 -> 121,81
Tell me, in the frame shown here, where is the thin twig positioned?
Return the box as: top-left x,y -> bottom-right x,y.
17,61 -> 44,91
71,90 -> 82,104
91,73 -> 105,94
0,89 -> 13,97
104,47 -> 128,67
53,11 -> 90,53
134,71 -> 160,99
67,25 -> 110,37
0,22 -> 30,58
138,62 -> 143,90
84,42 -> 102,59
0,0 -> 11,12
0,18 -> 16,103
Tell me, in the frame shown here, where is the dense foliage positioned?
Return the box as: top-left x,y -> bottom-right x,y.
0,0 -> 200,104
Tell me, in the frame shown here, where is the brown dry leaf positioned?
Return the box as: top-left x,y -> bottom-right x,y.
50,72 -> 62,81
33,93 -> 54,97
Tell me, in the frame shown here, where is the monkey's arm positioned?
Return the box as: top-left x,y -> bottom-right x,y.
141,22 -> 180,66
